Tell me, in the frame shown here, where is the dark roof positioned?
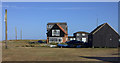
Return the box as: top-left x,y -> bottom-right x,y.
47,23 -> 68,34
56,24 -> 67,34
47,22 -> 67,25
74,31 -> 89,34
90,23 -> 105,34
90,23 -> 119,35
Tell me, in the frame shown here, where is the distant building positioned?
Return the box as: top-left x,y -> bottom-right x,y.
46,23 -> 68,43
68,36 -> 75,41
73,31 -> 89,43
88,23 -> 120,48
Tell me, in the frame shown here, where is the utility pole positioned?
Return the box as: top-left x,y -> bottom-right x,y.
21,29 -> 22,40
5,9 -> 8,49
15,27 -> 17,41
96,18 -> 98,27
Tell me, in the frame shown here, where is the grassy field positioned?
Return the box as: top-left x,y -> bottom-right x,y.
2,40 -> 119,61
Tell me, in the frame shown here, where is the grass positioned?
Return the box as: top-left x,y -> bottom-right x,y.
2,40 -> 119,61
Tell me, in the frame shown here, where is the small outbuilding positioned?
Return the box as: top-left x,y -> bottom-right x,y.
73,31 -> 89,43
88,23 -> 120,48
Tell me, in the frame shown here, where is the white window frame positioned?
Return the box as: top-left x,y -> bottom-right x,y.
52,29 -> 60,36
82,38 -> 87,42
49,37 -> 63,43
82,33 -> 85,36
77,34 -> 80,36
73,38 -> 75,40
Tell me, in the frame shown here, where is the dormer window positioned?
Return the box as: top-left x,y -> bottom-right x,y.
52,29 -> 60,36
48,25 -> 52,28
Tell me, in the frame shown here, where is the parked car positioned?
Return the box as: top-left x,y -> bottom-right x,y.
38,40 -> 46,43
28,42 -> 36,44
57,44 -> 68,48
66,40 -> 84,48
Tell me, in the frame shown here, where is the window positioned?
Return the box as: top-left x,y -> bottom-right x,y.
48,25 -> 52,28
70,38 -> 73,40
82,33 -> 85,36
49,37 -> 63,43
52,29 -> 60,36
82,38 -> 87,42
73,38 -> 75,40
70,38 -> 75,40
77,34 -> 80,36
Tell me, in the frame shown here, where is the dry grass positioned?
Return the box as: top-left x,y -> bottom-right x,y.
2,41 -> 119,61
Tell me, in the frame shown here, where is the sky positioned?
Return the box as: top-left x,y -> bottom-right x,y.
1,2 -> 118,40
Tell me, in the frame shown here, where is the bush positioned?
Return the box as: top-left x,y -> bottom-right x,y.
30,44 -> 35,47
25,44 -> 30,47
40,44 -> 48,47
21,45 -> 25,47
60,43 -> 67,45
15,46 -> 19,47
49,42 -> 58,45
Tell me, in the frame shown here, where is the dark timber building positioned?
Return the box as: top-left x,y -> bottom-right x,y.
88,23 -> 120,48
46,23 -> 68,44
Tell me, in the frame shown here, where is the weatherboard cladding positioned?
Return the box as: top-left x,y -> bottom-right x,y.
89,23 -> 119,48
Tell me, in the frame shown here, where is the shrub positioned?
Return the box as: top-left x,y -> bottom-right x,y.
60,43 -> 67,45
21,45 -> 25,47
15,46 -> 19,47
40,44 -> 48,47
49,42 -> 58,45
25,44 -> 30,47
30,44 -> 35,47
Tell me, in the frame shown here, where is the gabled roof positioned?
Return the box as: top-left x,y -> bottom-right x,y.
47,23 -> 68,34
91,23 -> 105,34
56,24 -> 68,34
91,23 -> 119,35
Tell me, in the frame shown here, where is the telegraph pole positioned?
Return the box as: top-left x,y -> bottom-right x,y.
15,27 -> 17,41
21,29 -> 22,40
96,18 -> 98,27
5,9 -> 8,49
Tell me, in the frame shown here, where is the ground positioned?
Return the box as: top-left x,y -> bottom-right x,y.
1,40 -> 120,62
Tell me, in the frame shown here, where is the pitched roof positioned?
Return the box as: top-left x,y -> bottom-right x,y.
91,23 -> 105,34
47,23 -> 68,34
56,24 -> 68,34
91,23 -> 119,35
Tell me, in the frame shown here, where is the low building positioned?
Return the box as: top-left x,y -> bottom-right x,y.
73,31 -> 89,43
46,23 -> 68,43
88,23 -> 120,48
